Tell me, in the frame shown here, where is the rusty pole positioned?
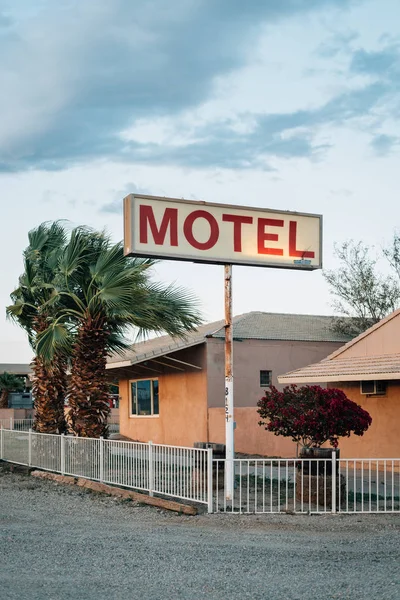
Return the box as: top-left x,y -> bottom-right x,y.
224,264 -> 234,501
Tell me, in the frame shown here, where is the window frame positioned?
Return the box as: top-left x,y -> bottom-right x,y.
129,378 -> 159,418
360,380 -> 387,396
260,370 -> 272,387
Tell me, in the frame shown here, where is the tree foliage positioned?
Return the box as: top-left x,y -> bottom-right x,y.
6,222 -> 68,433
323,240 -> 400,337
0,372 -> 25,409
257,385 -> 372,449
8,222 -> 202,438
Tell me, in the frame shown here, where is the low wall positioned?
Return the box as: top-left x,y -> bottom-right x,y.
0,408 -> 34,420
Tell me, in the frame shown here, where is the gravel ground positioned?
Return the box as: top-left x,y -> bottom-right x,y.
0,465 -> 399,600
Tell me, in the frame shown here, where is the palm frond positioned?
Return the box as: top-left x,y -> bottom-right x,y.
36,322 -> 72,364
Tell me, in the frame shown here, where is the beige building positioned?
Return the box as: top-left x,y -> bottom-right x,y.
279,309 -> 400,458
107,312 -> 350,456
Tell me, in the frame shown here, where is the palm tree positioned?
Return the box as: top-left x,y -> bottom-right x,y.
7,222 -> 69,433
37,227 -> 202,438
0,373 -> 25,409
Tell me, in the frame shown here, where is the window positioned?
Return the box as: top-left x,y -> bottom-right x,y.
260,370 -> 272,387
360,380 -> 387,396
130,379 -> 159,416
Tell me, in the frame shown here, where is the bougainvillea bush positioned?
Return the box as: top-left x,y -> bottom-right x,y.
257,385 -> 372,448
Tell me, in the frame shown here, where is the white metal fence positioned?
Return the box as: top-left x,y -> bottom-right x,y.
0,418 -> 34,431
107,416 -> 120,434
0,428 -> 210,507
213,455 -> 400,514
0,417 -> 120,434
1,429 -> 399,515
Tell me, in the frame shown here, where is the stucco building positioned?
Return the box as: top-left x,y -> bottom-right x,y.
107,312 -> 350,455
279,309 -> 400,458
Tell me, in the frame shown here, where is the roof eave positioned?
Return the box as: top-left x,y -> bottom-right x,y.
106,339 -> 205,370
278,372 -> 400,384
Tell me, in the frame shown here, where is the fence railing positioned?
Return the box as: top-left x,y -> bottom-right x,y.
0,417 -> 120,434
107,416 -> 120,434
0,418 -> 34,431
213,455 -> 400,514
1,430 -> 399,515
0,428 -> 210,508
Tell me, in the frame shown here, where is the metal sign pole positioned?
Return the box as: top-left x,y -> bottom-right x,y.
224,264 -> 234,501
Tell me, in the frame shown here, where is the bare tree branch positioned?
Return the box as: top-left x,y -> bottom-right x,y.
323,240 -> 400,336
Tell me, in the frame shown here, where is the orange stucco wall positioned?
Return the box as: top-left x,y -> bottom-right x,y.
208,407 -> 298,457
119,369 -> 208,447
328,382 -> 400,458
208,381 -> 400,458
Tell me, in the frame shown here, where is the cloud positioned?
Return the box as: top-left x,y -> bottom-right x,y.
370,133 -> 399,155
350,45 -> 400,76
100,182 -> 149,213
116,79 -> 389,170
0,0 -> 354,172
316,31 -> 358,58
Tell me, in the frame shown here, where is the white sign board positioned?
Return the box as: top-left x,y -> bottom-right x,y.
124,194 -> 322,269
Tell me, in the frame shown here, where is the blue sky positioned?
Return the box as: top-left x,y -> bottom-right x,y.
1,0 -> 400,362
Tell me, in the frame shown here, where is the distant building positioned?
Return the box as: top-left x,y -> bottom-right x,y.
279,309 -> 400,458
0,364 -> 33,412
107,312 -> 351,456
0,364 -> 31,376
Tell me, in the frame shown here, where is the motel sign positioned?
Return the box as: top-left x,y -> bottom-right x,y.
124,195 -> 322,270
124,194 -> 322,502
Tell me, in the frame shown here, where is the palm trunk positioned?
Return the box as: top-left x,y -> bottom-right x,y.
32,356 -> 67,434
67,316 -> 110,438
0,389 -> 9,409
32,316 -> 67,434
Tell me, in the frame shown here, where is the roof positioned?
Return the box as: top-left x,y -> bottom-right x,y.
0,364 -> 32,376
278,353 -> 400,384
107,312 -> 351,370
106,319 -> 225,368
210,312 -> 351,343
278,309 -> 400,384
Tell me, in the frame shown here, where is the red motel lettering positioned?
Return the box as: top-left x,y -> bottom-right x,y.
222,214 -> 253,252
183,210 -> 219,250
289,221 -> 315,258
257,218 -> 284,256
139,205 -> 178,246
138,204 -> 315,259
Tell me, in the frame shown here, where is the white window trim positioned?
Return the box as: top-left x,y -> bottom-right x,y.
129,377 -> 159,418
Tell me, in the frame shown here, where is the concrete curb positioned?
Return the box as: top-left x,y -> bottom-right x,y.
30,470 -> 198,515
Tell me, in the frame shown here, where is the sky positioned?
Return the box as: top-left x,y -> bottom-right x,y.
1,0 -> 400,363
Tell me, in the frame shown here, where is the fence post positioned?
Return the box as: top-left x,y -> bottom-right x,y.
28,428 -> 32,467
148,441 -> 154,497
0,425 -> 3,460
331,450 -> 337,514
99,437 -> 104,483
207,447 -> 213,513
10,417 -> 13,430
61,434 -> 65,475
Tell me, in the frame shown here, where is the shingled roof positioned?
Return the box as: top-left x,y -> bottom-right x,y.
209,312 -> 351,343
278,308 -> 400,383
278,353 -> 400,384
107,312 -> 351,369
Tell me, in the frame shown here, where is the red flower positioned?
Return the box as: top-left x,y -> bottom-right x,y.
257,385 -> 372,448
